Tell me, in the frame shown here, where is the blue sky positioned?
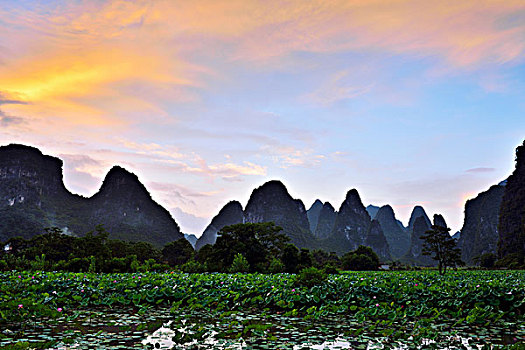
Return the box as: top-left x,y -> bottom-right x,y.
0,0 -> 524,235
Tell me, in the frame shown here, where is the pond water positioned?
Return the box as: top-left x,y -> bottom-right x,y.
1,307 -> 523,349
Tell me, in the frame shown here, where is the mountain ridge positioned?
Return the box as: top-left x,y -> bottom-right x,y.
0,144 -> 184,246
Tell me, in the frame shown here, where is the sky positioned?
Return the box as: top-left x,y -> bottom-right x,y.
0,0 -> 524,237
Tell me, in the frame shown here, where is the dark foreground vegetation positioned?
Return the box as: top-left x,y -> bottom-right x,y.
1,223 -> 386,274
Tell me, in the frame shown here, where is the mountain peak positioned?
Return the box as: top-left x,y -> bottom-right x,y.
0,143 -> 63,169
345,188 -> 360,200
323,201 -> 335,211
341,188 -> 364,211
98,166 -> 149,196
256,180 -> 289,194
195,200 -> 244,250
374,204 -> 410,259
309,199 -> 323,210
245,180 -> 312,248
366,204 -> 380,219
0,145 -> 183,245
377,204 -> 394,217
408,205 -> 431,229
105,165 -> 139,181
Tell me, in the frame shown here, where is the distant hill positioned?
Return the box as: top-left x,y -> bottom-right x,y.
374,205 -> 410,259
314,202 -> 337,239
196,183 -> 391,260
0,144 -> 184,247
366,205 -> 380,219
184,234 -> 198,248
403,206 -> 435,266
244,181 -> 315,248
321,189 -> 390,261
306,200 -> 323,233
195,201 -> 244,250
6,142 -> 523,265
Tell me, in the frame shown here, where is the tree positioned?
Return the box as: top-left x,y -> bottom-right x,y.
268,257 -> 285,273
106,239 -> 132,258
478,253 -> 496,269
162,238 -> 194,266
311,249 -> 340,269
341,246 -> 380,271
281,244 -> 299,273
298,248 -> 313,269
230,253 -> 250,273
25,227 -> 77,263
75,225 -> 111,263
128,241 -> 160,262
210,222 -> 288,272
421,225 -> 463,275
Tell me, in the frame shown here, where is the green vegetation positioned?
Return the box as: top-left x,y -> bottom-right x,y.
341,245 -> 380,271
0,222 -> 356,274
0,270 -> 523,348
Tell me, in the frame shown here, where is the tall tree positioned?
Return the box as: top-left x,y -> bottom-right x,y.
162,239 -> 194,266
421,225 -> 463,275
210,222 -> 289,272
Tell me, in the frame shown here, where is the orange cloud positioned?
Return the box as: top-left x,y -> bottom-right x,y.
103,0 -> 522,68
0,0 -> 523,132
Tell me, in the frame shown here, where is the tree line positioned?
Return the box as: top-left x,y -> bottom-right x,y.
0,222 -> 385,273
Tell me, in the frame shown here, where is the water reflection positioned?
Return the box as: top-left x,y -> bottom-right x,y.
1,307 -> 521,349
144,311 -> 523,349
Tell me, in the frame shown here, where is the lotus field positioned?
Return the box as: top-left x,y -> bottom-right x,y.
0,270 -> 524,349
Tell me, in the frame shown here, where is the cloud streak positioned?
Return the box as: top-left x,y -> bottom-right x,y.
0,0 -> 523,235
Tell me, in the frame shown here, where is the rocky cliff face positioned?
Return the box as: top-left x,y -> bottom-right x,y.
0,144 -> 183,246
314,202 -> 337,239
88,166 -> 183,246
403,206 -> 435,265
498,140 -> 525,259
374,205 -> 410,259
0,144 -> 84,240
307,199 -> 323,233
195,201 -> 244,250
405,215 -> 434,265
326,189 -> 390,260
458,184 -> 505,264
366,220 -> 391,260
0,144 -> 67,200
244,181 -> 314,248
331,189 -> 370,246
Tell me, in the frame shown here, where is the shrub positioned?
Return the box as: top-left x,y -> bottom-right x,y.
230,253 -> 250,273
64,257 -> 91,272
181,259 -> 207,273
295,266 -> 327,288
342,253 -> 376,271
341,246 -> 380,271
478,253 -> 496,269
323,264 -> 340,274
268,257 -> 285,273
495,253 -> 524,269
